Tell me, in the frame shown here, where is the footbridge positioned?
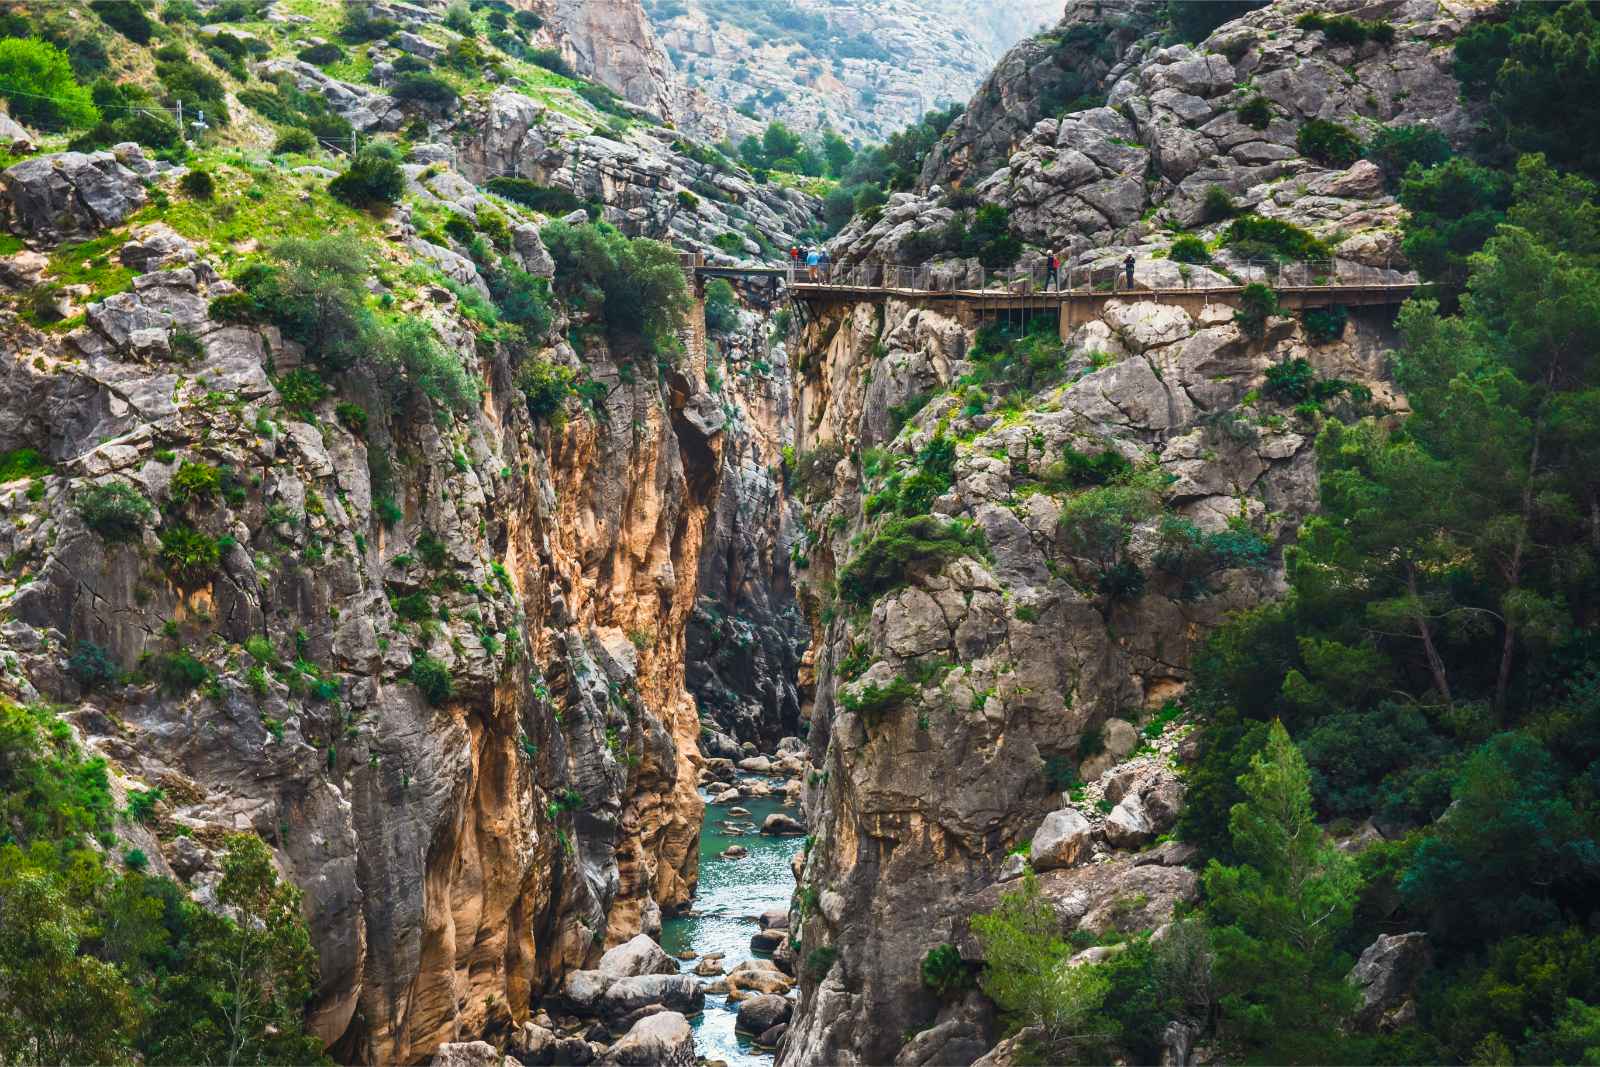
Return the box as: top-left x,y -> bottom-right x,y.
678,253 -> 1417,343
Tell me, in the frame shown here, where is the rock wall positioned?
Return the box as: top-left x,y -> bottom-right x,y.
778,289 -> 1402,1066
0,149 -> 722,1063
548,0 -> 680,121
685,298 -> 808,753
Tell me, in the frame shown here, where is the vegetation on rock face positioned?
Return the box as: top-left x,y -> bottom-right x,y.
0,702 -> 324,1065
542,220 -> 691,359
838,516 -> 988,608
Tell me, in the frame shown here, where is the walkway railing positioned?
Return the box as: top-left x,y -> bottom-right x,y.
782,257 -> 1413,294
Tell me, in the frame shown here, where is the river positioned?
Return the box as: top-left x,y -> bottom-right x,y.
661,784 -> 804,1066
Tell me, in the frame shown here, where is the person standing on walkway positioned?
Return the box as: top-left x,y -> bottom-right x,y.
789,245 -> 800,282
1045,251 -> 1060,291
818,248 -> 832,282
805,247 -> 820,282
1123,253 -> 1136,291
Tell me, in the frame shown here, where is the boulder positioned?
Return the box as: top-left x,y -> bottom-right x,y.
749,927 -> 786,953
600,1011 -> 694,1067
560,969 -> 614,1014
761,812 -> 805,835
0,111 -> 34,153
512,1022 -> 558,1064
727,957 -> 793,996
432,1042 -> 523,1067
720,844 -> 748,859
756,1023 -> 788,1048
598,934 -> 679,979
2,150 -> 148,241
758,906 -> 790,930
736,994 -> 793,1035
598,974 -> 704,1020
1349,932 -> 1430,1032
1031,809 -> 1093,870
1104,795 -> 1156,850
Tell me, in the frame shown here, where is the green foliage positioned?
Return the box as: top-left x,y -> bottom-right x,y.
1236,93 -> 1272,131
1168,234 -> 1210,264
272,127 -> 318,155
95,0 -> 155,43
1234,283 -> 1280,338
704,278 -> 739,334
789,443 -> 844,503
0,38 -> 99,129
1487,2 -> 1600,177
0,448 -> 49,483
67,642 -> 121,691
1399,157 -> 1514,293
921,943 -> 973,998
158,524 -> 222,585
1202,721 -> 1361,1061
1056,472 -> 1164,600
150,648 -> 208,694
329,143 -> 405,209
180,169 -> 216,201
804,945 -> 837,981
517,359 -> 581,428
838,676 -> 915,719
971,872 -> 1113,1058
542,220 -> 690,358
1297,118 -> 1363,167
1222,215 -> 1331,261
391,72 -> 458,107
838,516 -> 988,607
77,481 -> 154,543
1301,304 -> 1349,344
169,460 -> 221,507
1365,124 -> 1453,190
409,654 -> 453,705
1295,11 -> 1396,46
1153,515 -> 1270,600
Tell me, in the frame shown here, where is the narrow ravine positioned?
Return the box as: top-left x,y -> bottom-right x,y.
663,782 -> 804,1066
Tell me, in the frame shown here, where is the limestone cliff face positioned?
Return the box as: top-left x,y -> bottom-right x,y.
778,293 -> 1401,1067
686,298 -> 808,752
549,0 -> 679,120
0,151 -> 720,1062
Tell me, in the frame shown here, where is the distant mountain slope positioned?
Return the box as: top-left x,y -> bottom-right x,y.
643,0 -> 1062,143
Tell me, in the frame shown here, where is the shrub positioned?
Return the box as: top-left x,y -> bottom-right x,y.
1235,283 -> 1280,338
1168,234 -> 1210,264
838,676 -> 915,718
1297,118 -> 1362,167
838,516 -> 988,607
374,317 -> 480,417
526,47 -> 573,77
152,649 -> 209,693
804,946 -> 838,981
297,41 -> 345,65
1040,447 -> 1132,489
0,38 -> 101,129
409,654 -> 453,705
921,943 -> 974,997
78,482 -> 154,543
1236,94 -> 1272,130
169,461 -> 221,507
67,642 -> 121,690
125,787 -> 163,823
1302,304 -> 1348,344
486,177 -> 583,215
391,73 -> 458,107
1364,124 -> 1453,189
542,220 -> 691,357
158,524 -> 222,585
704,278 -> 739,334
96,0 -> 155,42
273,367 -> 327,417
1167,0 -> 1269,43
1296,12 -> 1395,46
329,144 -> 405,209
1202,185 -> 1238,223
0,448 -> 49,483
517,359 -> 578,428
340,3 -> 399,41
335,402 -> 368,435
1223,215 -> 1331,260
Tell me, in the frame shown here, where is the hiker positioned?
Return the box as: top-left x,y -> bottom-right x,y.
789,245 -> 800,281
1045,250 -> 1060,291
818,248 -> 832,282
1123,253 -> 1136,290
806,247 -> 820,281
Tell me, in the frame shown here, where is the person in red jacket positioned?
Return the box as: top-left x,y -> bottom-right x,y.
1046,251 -> 1060,291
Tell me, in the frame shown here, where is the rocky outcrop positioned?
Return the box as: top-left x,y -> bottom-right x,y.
453,90 -> 817,257
920,0 -> 1164,189
1349,932 -> 1430,1032
1,145 -> 155,241
0,157 -> 723,1062
600,1010 -> 695,1066
551,0 -> 677,121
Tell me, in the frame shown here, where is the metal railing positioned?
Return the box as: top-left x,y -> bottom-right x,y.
779,256 -> 1415,294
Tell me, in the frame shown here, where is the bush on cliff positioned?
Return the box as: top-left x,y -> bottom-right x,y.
838,516 -> 988,607
542,220 -> 691,359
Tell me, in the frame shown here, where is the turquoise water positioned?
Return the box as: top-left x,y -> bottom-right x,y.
661,785 -> 803,1066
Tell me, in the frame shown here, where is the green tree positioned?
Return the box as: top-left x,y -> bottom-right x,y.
1399,158 -> 1514,293
821,129 -> 854,176
1167,0 -> 1268,44
1492,2 -> 1600,176
0,38 -> 100,129
970,873 -> 1113,1059
761,121 -> 803,165
145,835 -> 325,1066
1202,720 -> 1360,1061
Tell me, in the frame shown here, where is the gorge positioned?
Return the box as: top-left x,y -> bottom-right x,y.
3,0 -> 1600,1066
